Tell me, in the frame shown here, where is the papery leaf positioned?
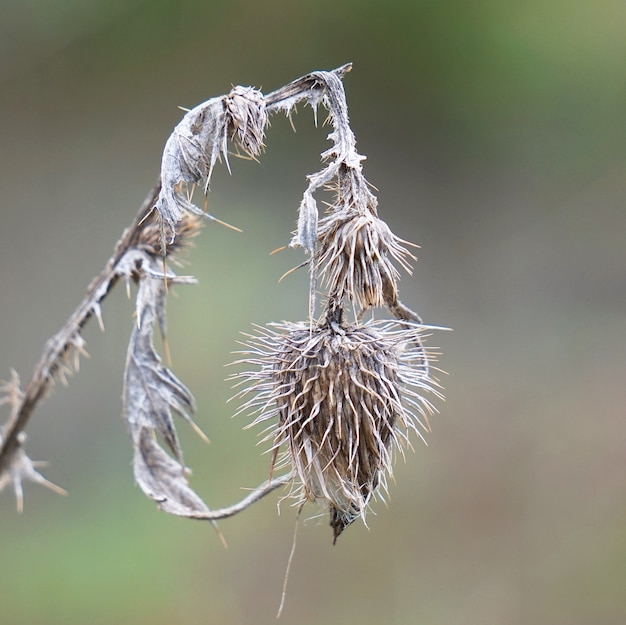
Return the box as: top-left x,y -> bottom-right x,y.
123,273 -> 199,459
154,87 -> 266,250
156,97 -> 227,238
122,257 -> 212,519
132,427 -> 212,517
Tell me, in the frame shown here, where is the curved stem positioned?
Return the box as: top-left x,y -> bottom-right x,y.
0,184 -> 161,472
187,473 -> 293,521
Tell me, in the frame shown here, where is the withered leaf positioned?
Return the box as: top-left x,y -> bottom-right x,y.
132,427 -> 212,517
122,263 -> 212,519
155,87 -> 266,251
155,97 -> 227,240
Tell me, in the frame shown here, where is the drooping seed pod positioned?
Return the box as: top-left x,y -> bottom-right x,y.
316,204 -> 416,317
232,309 -> 441,542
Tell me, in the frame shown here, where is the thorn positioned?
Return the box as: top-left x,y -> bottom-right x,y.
36,474 -> 68,497
205,215 -> 243,233
138,204 -> 156,226
189,419 -> 211,445
92,304 -> 105,332
57,366 -> 69,387
14,479 -> 24,514
278,261 -> 309,283
228,148 -> 260,164
212,521 -> 228,549
223,149 -> 232,175
73,339 -> 89,360
288,112 -> 297,134
270,245 -> 287,256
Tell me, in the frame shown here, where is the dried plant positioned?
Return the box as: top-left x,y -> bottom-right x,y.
0,64 -> 445,544
233,312 -> 441,543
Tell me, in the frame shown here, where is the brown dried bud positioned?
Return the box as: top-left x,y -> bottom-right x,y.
225,86 -> 267,157
136,212 -> 202,261
316,205 -> 416,316
233,313 -> 441,543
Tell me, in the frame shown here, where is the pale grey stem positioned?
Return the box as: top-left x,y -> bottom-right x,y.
0,184 -> 162,474
185,473 -> 293,521
263,63 -> 352,111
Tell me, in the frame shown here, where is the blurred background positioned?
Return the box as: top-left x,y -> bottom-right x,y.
1,1 -> 626,623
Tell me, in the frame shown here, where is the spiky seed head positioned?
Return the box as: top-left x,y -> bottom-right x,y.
233,314 -> 440,542
225,86 -> 267,157
316,207 -> 416,315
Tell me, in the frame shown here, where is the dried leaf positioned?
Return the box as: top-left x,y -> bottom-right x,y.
156,97 -> 227,242
132,427 -> 211,517
122,255 -> 212,519
155,86 -> 267,251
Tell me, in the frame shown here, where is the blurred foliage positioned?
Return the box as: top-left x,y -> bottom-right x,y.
1,1 -> 626,624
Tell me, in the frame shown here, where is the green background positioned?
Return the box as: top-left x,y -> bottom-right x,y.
2,1 -> 626,623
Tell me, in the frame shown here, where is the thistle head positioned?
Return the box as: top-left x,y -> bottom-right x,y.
233,310 -> 440,542
137,211 -> 202,263
225,86 -> 267,158
316,206 -> 416,316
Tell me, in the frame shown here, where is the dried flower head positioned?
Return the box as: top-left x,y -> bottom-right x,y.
233,309 -> 441,542
135,211 -> 202,262
225,86 -> 267,157
316,203 -> 416,316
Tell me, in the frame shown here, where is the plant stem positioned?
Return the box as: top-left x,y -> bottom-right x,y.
0,184 -> 161,472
